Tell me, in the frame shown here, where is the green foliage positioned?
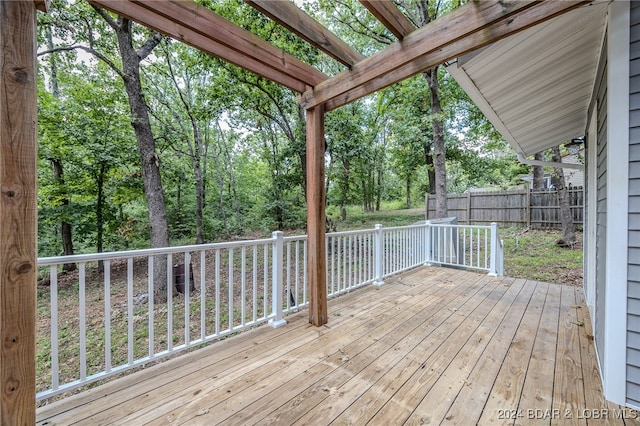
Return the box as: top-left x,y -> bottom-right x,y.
37,0 -> 538,256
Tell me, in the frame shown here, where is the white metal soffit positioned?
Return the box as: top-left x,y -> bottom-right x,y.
447,2 -> 608,157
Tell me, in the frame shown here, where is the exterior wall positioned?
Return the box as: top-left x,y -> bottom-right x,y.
605,0 -> 630,406
589,1 -> 632,406
595,37 -> 608,374
628,0 -> 640,407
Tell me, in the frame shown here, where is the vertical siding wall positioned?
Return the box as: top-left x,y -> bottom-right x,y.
595,32 -> 608,376
629,1 -> 640,407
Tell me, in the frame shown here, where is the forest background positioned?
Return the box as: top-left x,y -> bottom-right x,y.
36,0 -> 537,262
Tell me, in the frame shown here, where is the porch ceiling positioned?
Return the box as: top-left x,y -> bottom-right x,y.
448,2 -> 608,157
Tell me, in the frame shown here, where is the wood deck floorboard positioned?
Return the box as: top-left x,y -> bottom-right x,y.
36,267 -> 638,426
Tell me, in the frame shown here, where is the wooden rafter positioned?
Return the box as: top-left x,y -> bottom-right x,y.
89,0 -> 328,93
246,0 -> 365,68
360,0 -> 414,39
301,0 -> 588,111
34,0 -> 51,12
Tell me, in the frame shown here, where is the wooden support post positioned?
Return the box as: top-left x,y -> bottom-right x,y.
306,105 -> 327,326
0,1 -> 38,423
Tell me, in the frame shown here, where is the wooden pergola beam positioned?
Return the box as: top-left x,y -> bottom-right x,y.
323,0 -> 588,111
34,0 -> 50,12
360,0 -> 414,39
90,0 -> 328,93
246,0 -> 365,68
0,1 -> 38,424
302,0 -> 588,111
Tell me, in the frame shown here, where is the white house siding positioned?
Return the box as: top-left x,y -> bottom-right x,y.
628,1 -> 640,407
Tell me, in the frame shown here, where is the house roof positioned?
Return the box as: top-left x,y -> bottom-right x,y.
447,2 -> 608,157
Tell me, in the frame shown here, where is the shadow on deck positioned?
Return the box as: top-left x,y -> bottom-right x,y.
37,267 -> 637,425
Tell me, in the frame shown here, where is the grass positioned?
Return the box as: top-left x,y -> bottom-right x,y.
331,205 -> 426,230
498,227 -> 583,285
333,206 -> 583,286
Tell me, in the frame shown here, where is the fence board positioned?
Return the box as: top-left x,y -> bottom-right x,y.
425,187 -> 584,229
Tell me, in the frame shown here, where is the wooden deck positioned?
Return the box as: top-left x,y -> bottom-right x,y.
37,267 -> 638,425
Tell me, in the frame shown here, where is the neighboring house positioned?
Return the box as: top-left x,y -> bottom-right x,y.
562,150 -> 586,188
520,149 -> 585,190
448,1 -> 634,408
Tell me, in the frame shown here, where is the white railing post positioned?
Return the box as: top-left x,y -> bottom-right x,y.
373,224 -> 384,286
269,231 -> 287,328
424,221 -> 432,265
489,222 -> 499,276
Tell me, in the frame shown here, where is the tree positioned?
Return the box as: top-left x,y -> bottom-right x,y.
550,146 -> 577,246
40,2 -> 172,301
532,153 -> 545,190
317,0 -> 459,218
411,0 -> 454,219
146,41 -> 219,244
37,25 -> 76,269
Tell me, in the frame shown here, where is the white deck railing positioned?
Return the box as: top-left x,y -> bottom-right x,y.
36,221 -> 502,400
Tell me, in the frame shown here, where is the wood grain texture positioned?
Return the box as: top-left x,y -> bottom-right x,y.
478,281 -> 549,425
551,285 -> 587,426
517,283 -> 562,424
33,0 -> 49,12
246,0 -> 364,67
440,278 -> 535,425
0,1 -> 38,424
303,1 -> 588,111
306,106 -> 327,326
360,0 -> 415,39
89,0 -> 327,93
37,270 -> 633,425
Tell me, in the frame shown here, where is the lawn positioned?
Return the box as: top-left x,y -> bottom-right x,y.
337,206 -> 583,286
499,227 -> 583,286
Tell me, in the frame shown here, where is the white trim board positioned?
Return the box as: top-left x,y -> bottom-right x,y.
586,107 -> 597,311
603,0 -> 629,406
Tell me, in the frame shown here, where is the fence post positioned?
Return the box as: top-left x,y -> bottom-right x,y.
269,231 -> 287,328
374,224 -> 384,286
526,186 -> 531,228
489,222 -> 498,276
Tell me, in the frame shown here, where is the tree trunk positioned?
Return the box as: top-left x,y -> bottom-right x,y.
51,159 -> 76,271
187,116 -> 204,244
426,67 -> 448,219
418,1 -> 447,219
376,163 -> 382,211
425,149 -> 436,195
340,158 -> 350,220
222,139 -> 241,228
47,29 -> 75,271
532,152 -> 545,190
550,146 -> 576,246
406,174 -> 412,209
113,18 -> 171,302
96,163 -> 106,271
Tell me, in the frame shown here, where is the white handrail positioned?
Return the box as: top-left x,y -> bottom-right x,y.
35,221 -> 502,401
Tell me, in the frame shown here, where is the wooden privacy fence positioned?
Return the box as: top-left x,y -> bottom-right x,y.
425,187 -> 584,229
